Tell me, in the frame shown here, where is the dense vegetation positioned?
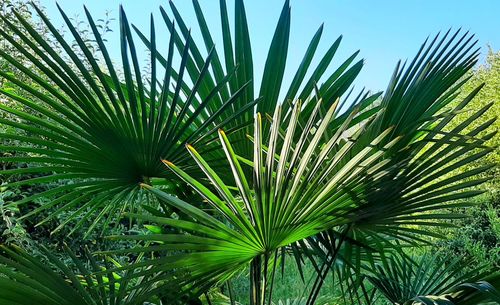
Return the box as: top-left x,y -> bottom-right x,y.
435,49 -> 500,273
0,1 -> 498,304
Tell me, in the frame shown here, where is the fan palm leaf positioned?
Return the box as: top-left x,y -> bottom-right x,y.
0,3 -> 257,234
135,0 -> 372,148
0,245 -> 155,305
365,253 -> 500,305
103,30 -> 494,304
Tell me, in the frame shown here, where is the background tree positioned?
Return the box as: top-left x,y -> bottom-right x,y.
436,49 -> 500,273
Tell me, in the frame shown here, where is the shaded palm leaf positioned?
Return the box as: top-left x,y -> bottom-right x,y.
0,3 -> 255,234
0,245 -> 155,305
365,253 -> 500,305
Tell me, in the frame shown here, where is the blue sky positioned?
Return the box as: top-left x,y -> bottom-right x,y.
39,0 -> 500,94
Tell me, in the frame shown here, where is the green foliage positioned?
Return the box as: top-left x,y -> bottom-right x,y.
437,196 -> 500,273
104,29 -> 497,304
364,253 -> 498,305
0,1 -> 258,235
0,245 -> 158,305
433,50 -> 500,275
447,49 -> 499,191
0,1 -> 498,305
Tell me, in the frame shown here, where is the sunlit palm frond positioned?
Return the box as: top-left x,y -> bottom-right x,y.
102,97 -> 401,301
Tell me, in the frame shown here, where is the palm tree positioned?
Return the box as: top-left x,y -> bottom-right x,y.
363,253 -> 500,305
0,1 -> 497,304
105,29 -> 496,303
98,5 -> 495,301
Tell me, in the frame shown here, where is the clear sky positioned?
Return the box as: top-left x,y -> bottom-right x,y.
39,0 -> 500,94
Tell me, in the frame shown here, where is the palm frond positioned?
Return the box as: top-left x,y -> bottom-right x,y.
366,253 -> 500,305
106,30 -> 495,303
0,245 -> 155,305
135,0 -> 370,151
0,3 -> 255,234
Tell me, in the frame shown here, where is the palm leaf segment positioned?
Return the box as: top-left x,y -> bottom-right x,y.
0,3 -> 257,233
365,253 -> 500,305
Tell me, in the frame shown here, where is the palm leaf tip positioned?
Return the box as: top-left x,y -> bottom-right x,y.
139,183 -> 151,189
162,160 -> 175,167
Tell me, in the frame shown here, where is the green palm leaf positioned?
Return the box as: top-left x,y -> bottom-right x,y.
135,0 -> 370,153
104,30 -> 494,304
0,3 -> 256,234
0,245 -> 155,305
103,98 -> 400,301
